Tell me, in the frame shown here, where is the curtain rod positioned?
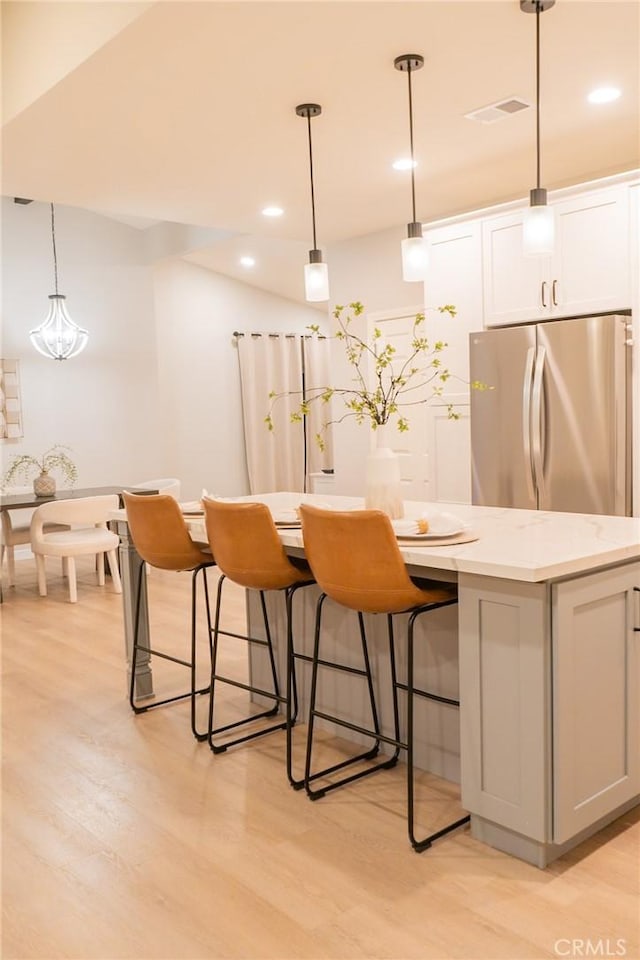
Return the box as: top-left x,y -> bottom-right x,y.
233,331 -> 326,339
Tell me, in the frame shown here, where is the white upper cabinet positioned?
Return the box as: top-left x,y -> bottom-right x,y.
425,219 -> 484,381
483,184 -> 631,326
422,219 -> 484,503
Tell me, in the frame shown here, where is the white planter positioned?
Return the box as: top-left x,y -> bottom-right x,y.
364,429 -> 404,518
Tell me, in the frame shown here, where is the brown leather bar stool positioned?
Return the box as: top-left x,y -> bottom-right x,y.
299,504 -> 470,852
122,492 -> 216,740
202,498 -> 315,787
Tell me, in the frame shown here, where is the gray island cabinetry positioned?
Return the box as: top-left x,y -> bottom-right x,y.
459,562 -> 639,866
273,494 -> 640,867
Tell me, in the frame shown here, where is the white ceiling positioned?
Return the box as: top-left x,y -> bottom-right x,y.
2,0 -> 639,306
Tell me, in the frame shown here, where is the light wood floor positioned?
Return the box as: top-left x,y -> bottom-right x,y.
2,556 -> 639,960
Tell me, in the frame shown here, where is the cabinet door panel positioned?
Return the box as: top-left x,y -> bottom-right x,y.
426,220 -> 483,380
482,214 -> 548,326
553,186 -> 630,316
553,564 -> 640,843
459,575 -> 550,841
422,220 -> 483,501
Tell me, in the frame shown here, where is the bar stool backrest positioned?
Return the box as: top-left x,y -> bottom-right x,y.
122,492 -> 210,571
299,504 -> 444,614
203,499 -> 309,590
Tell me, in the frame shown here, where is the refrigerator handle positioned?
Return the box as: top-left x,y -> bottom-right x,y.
532,345 -> 547,502
522,346 -> 536,502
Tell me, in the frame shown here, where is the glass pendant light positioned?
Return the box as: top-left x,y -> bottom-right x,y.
521,0 -> 556,257
394,54 -> 428,282
29,203 -> 89,360
296,103 -> 329,303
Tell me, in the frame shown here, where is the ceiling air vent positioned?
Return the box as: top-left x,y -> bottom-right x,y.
465,97 -> 531,124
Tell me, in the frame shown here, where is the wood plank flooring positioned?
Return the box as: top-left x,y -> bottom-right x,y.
2,555 -> 639,959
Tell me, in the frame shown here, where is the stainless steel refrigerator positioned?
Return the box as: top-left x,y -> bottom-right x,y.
469,314 -> 632,516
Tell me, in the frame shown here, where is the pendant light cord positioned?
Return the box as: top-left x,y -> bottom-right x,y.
407,63 -> 417,222
306,113 -> 318,250
50,202 -> 59,295
535,1 -> 541,191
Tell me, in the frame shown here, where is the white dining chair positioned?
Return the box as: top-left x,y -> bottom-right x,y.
31,495 -> 122,603
1,485 -> 69,587
133,478 -> 181,500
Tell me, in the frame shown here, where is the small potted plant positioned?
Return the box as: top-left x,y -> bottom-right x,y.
1,444 -> 78,497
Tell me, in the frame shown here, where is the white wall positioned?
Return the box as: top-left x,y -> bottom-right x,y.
1,199 -> 331,500
327,223 -> 421,496
1,197 -> 161,488
152,259 -> 329,499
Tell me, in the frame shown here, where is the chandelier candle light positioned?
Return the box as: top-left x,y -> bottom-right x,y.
394,54 -> 428,282
296,103 -> 329,303
29,203 -> 89,360
521,0 -> 556,257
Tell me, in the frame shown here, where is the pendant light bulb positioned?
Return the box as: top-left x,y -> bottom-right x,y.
523,190 -> 555,257
29,203 -> 89,360
394,54 -> 428,282
521,0 -> 556,258
296,103 -> 329,303
401,226 -> 429,282
304,252 -> 330,302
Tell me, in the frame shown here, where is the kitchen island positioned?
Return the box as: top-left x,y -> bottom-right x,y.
115,494 -> 640,867
247,494 -> 640,867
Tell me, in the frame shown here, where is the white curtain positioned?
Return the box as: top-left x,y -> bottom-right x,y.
303,336 -> 334,478
238,334 -> 304,493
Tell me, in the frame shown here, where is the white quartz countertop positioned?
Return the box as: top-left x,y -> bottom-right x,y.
114,492 -> 640,584
230,493 -> 640,583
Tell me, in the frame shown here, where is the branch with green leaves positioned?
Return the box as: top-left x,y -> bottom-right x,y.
265,301 -> 491,451
1,444 -> 78,490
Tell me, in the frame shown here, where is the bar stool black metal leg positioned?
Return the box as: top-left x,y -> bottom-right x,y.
128,561 -> 145,714
129,561 -> 211,724
304,598 -> 398,801
286,581 -> 314,790
208,578 -> 289,754
259,589 -> 282,721
357,612 -> 382,750
386,614 -> 402,762
407,606 -> 471,853
190,564 -> 214,742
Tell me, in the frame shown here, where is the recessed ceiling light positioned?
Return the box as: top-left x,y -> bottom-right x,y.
587,86 -> 621,104
262,206 -> 284,217
240,256 -> 256,268
392,158 -> 417,171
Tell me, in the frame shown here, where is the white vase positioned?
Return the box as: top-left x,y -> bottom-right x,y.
364,428 -> 404,519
